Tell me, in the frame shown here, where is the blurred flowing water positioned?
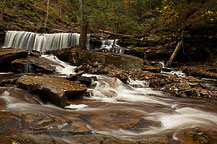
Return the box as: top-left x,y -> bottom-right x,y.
0,56 -> 217,143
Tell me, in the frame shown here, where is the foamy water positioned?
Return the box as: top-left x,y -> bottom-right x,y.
41,54 -> 76,76
0,55 -> 216,142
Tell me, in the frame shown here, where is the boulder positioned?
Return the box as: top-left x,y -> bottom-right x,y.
0,48 -> 28,71
50,49 -> 144,71
17,75 -> 87,107
0,48 -> 28,63
0,73 -> 21,86
11,56 -> 62,73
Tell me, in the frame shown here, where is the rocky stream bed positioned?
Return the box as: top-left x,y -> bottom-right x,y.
0,48 -> 217,144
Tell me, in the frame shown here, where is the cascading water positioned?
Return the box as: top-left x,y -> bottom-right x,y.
0,53 -> 217,143
1,31 -> 217,143
160,61 -> 186,77
3,31 -> 124,54
3,31 -> 80,52
101,39 -> 124,54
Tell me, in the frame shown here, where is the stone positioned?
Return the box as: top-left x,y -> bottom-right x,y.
66,70 -> 85,81
17,75 -> 87,107
143,65 -> 161,73
0,111 -> 91,143
0,73 -> 21,86
0,48 -> 28,71
0,48 -> 28,64
11,56 -> 62,73
50,49 -> 144,71
76,76 -> 93,87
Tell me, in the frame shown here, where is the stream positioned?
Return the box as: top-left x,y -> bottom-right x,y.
0,55 -> 217,144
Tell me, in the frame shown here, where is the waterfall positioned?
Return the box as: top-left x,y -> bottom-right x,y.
3,31 -> 124,54
101,39 -> 124,54
3,31 -> 80,52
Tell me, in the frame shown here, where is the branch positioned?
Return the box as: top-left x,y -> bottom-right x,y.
98,30 -> 146,38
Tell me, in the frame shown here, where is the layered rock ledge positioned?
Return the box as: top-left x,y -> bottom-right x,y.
17,75 -> 87,107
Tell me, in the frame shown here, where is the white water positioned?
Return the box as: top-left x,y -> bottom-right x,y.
0,54 -> 217,142
65,104 -> 88,109
3,31 -> 124,54
101,39 -> 124,54
160,61 -> 186,77
3,31 -> 81,52
41,54 -> 76,76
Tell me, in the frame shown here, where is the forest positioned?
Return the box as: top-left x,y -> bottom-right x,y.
0,0 -> 217,143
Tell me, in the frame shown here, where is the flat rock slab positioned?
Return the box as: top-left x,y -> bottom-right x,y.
0,48 -> 28,63
17,75 -> 87,107
11,56 -> 62,73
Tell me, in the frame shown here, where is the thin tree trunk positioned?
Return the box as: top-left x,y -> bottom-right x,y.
124,0 -> 131,9
166,41 -> 182,67
111,23 -> 118,52
58,0 -> 61,16
79,0 -> 87,50
1,0 -> 6,21
44,0 -> 50,28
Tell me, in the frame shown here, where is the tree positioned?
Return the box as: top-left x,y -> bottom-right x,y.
79,0 -> 88,50
44,0 -> 50,28
0,0 -> 6,21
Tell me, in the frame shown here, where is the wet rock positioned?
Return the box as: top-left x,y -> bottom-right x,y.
66,70 -> 85,81
0,48 -> 28,64
0,111 -> 91,143
181,65 -> 217,79
176,128 -> 217,144
65,135 -> 137,144
17,75 -> 87,107
50,49 -> 144,71
0,48 -> 28,71
11,56 -> 62,74
0,74 -> 21,86
143,65 -> 161,73
76,76 -> 93,87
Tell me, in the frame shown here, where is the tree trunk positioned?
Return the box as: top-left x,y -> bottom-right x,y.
124,0 -> 131,9
111,23 -> 118,52
58,0 -> 61,16
44,0 -> 50,28
166,41 -> 182,67
79,0 -> 87,50
0,0 -> 6,21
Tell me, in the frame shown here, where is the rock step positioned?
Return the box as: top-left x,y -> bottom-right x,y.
17,75 -> 87,107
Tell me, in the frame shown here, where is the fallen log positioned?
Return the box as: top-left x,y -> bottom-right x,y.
98,30 -> 146,38
166,41 -> 182,67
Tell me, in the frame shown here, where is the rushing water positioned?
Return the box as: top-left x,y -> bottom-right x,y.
0,55 -> 217,143
3,31 -> 124,54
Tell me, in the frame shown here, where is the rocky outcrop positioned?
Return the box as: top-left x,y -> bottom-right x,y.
17,75 -> 87,107
129,71 -> 217,100
181,65 -> 217,79
0,48 -> 28,63
11,56 -> 60,73
0,73 -> 21,86
49,48 -> 144,71
0,48 -> 28,71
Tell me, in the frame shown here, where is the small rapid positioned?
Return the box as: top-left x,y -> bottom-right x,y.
0,54 -> 217,143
